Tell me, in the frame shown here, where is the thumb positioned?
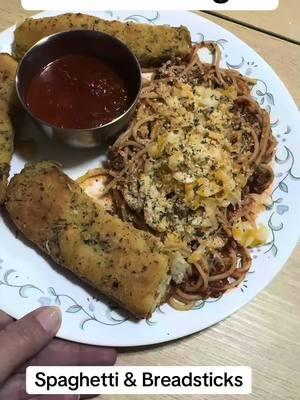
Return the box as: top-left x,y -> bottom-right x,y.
0,306 -> 61,385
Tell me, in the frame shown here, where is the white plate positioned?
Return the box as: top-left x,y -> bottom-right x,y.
0,10 -> 299,347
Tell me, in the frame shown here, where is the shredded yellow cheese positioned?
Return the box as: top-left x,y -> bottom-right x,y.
233,221 -> 269,247
121,77 -> 268,246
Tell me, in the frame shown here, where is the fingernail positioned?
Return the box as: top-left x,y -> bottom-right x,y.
36,306 -> 62,334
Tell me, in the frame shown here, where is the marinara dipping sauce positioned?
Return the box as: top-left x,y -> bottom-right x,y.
26,54 -> 130,129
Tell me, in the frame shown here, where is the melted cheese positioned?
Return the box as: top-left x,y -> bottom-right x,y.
233,221 -> 269,248
118,75 -> 269,247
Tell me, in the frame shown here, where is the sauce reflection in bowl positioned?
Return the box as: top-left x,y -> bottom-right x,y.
26,54 -> 130,130
16,31 -> 141,148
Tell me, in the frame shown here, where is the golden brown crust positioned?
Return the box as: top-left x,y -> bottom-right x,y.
0,53 -> 18,104
0,54 -> 18,205
13,13 -> 191,67
5,161 -> 171,318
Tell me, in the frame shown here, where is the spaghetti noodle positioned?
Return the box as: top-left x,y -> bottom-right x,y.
91,42 -> 276,309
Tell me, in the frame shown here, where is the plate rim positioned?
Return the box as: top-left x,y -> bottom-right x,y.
0,10 -> 299,347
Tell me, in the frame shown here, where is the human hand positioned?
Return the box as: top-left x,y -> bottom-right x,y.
0,307 -> 117,400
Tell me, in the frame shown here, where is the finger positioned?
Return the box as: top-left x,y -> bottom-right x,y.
18,339 -> 117,372
0,373 -> 25,400
0,374 -> 79,400
0,310 -> 14,330
0,307 -> 61,385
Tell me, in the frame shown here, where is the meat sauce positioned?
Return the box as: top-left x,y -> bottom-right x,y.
26,54 -> 130,129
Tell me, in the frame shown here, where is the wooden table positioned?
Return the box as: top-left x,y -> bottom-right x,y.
215,0 -> 300,44
0,2 -> 299,399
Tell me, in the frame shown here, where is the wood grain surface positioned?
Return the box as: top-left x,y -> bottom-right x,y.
0,2 -> 299,400
216,0 -> 300,43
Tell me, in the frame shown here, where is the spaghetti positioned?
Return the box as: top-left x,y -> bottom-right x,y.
92,42 -> 276,309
